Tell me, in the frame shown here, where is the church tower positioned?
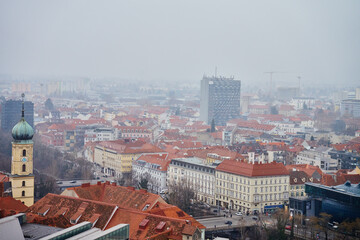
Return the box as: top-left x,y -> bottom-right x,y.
10,93 -> 35,206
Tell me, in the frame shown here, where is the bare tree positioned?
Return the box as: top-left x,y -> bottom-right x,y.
311,212 -> 332,240
237,217 -> 248,240
167,178 -> 197,214
338,218 -> 360,240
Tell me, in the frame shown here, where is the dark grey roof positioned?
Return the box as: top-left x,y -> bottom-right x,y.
334,181 -> 360,196
22,223 -> 62,240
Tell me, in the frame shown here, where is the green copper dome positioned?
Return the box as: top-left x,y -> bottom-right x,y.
12,118 -> 34,141
12,93 -> 34,142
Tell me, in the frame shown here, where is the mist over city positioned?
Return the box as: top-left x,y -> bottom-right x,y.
0,1 -> 359,240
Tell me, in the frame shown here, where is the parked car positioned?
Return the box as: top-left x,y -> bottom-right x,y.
252,216 -> 259,221
213,209 -> 218,213
235,212 -> 242,216
160,189 -> 168,194
224,209 -> 230,213
225,221 -> 232,225
285,225 -> 292,230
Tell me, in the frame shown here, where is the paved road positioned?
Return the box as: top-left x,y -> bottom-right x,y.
197,209 -> 273,229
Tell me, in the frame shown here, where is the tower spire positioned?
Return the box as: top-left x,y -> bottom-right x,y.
21,93 -> 25,119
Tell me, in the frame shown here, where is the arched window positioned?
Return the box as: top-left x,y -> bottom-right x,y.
22,181 -> 25,187
23,149 -> 26,157
22,164 -> 26,172
22,191 -> 25,196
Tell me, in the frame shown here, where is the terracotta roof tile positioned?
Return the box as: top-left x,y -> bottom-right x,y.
216,160 -> 289,177
0,197 -> 28,216
64,183 -> 165,212
27,193 -> 117,230
136,154 -> 171,171
285,164 -> 323,177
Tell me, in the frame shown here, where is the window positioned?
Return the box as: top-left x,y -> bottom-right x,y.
23,149 -> 26,156
22,181 -> 25,187
22,164 -> 26,172
22,191 -> 25,196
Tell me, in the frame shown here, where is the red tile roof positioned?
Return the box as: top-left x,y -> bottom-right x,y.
48,123 -> 76,132
285,164 -> 323,178
136,154 -> 171,171
27,193 -> 117,230
210,131 -> 223,139
148,202 -> 205,229
0,197 -> 28,217
216,160 -> 289,177
63,182 -> 165,212
97,140 -> 164,155
0,173 -> 9,182
279,105 -> 295,111
171,141 -> 204,150
106,207 -> 202,240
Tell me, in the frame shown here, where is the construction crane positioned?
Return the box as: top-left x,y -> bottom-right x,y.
263,72 -> 286,97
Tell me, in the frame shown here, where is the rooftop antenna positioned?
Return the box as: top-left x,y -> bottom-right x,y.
21,93 -> 25,119
297,76 -> 301,96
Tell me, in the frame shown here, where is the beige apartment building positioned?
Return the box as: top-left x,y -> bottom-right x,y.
215,160 -> 290,214
93,140 -> 164,177
167,157 -> 219,205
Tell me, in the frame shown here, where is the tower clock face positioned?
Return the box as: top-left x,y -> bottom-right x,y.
21,157 -> 28,162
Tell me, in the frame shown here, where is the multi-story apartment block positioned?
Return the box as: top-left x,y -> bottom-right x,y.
289,170 -> 320,197
200,76 -> 241,126
64,129 -> 76,152
341,99 -> 360,118
167,157 -> 219,205
132,153 -> 170,194
296,147 -> 339,171
289,97 -> 315,110
116,126 -> 153,141
93,140 -> 164,177
329,149 -> 360,170
1,100 -> 34,131
84,127 -> 117,144
215,160 -> 290,214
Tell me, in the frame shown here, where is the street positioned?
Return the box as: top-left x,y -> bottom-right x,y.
197,207 -> 273,229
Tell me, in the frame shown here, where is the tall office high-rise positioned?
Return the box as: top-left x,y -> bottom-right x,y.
1,100 -> 34,132
200,76 -> 241,126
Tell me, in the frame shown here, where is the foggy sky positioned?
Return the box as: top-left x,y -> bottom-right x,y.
0,0 -> 359,86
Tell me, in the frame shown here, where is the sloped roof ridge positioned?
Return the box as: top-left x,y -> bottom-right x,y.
47,193 -> 117,208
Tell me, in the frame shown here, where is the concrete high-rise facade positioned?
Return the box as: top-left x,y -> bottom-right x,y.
1,100 -> 34,131
200,76 -> 241,126
340,99 -> 360,118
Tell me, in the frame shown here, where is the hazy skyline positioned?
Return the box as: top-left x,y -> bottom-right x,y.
0,0 -> 359,87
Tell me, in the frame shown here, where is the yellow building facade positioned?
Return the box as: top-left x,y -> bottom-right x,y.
93,145 -> 139,176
